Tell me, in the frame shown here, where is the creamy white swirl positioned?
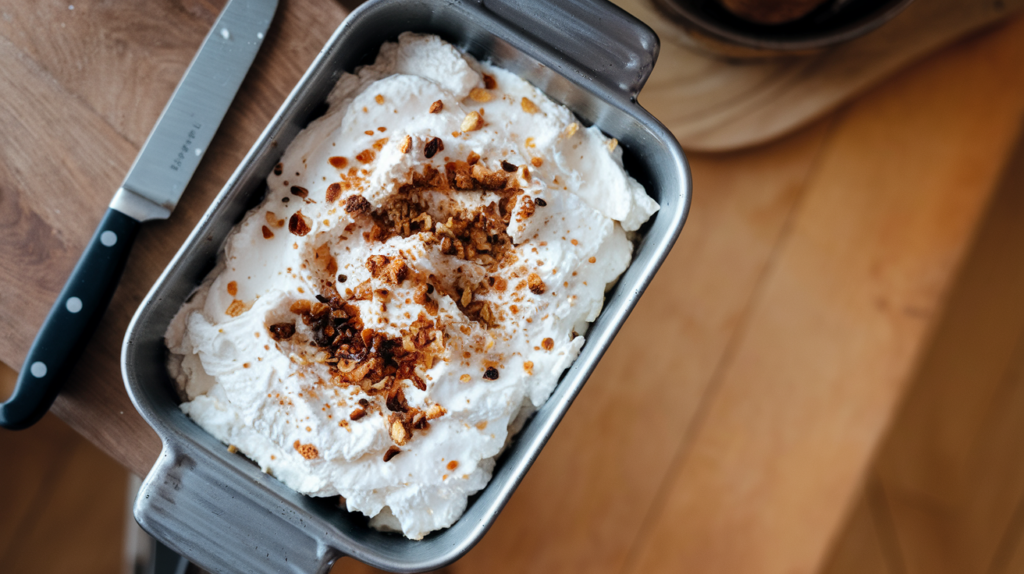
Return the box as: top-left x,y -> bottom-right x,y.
165,33 -> 658,540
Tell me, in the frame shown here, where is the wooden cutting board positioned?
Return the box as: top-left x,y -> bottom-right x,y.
616,0 -> 1024,151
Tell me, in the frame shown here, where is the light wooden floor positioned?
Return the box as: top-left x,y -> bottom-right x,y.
0,363 -> 128,574
4,96 -> 1024,574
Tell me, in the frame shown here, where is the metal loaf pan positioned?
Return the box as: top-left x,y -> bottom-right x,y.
121,0 -> 691,571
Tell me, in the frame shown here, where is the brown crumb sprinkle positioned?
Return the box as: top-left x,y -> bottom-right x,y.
469,87 -> 492,102
290,186 -> 308,198
483,367 -> 499,380
521,97 -> 539,114
399,135 -> 412,154
344,194 -> 372,215
447,460 -> 459,470
326,182 -> 342,203
383,446 -> 401,462
226,281 -> 238,296
542,337 -> 554,351
328,156 -> 348,169
288,210 -> 312,236
356,149 -> 376,163
531,157 -> 543,167
374,94 -> 385,104
268,323 -> 295,341
349,407 -> 366,420
429,100 -> 443,113
424,136 -> 443,159
293,440 -> 319,460
262,225 -> 274,239
461,111 -> 484,132
523,361 -> 534,375
527,273 -> 545,294
482,74 -> 497,89
227,444 -> 238,454
225,299 -> 250,317
273,163 -> 283,176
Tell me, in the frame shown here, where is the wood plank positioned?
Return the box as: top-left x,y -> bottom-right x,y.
0,423 -> 128,573
0,0 -> 348,476
870,121 -> 1024,574
819,479 -> 899,574
624,15 -> 1024,574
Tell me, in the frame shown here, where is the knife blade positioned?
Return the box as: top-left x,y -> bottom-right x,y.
0,0 -> 278,430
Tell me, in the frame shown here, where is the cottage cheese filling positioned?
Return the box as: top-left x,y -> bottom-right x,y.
165,33 -> 658,540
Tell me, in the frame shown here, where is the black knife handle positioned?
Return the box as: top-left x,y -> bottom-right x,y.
0,208 -> 140,430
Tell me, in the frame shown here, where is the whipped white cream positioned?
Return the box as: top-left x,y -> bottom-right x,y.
166,33 -> 658,540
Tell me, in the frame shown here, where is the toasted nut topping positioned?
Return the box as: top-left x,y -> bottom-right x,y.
328,156 -> 347,169
483,367 -> 499,380
356,149 -> 375,163
265,211 -> 285,228
447,460 -> 459,470
467,151 -> 481,165
374,94 -> 384,104
527,273 -> 545,294
226,444 -> 239,453
426,404 -> 447,420
461,111 -> 484,132
461,286 -> 473,307
542,337 -> 554,351
225,299 -> 250,317
531,157 -> 543,167
607,138 -> 618,152
521,97 -> 539,114
289,300 -> 312,314
269,323 -> 295,340
388,414 -> 409,445
523,361 -> 534,375
469,87 -> 492,102
273,163 -> 283,175
383,445 -> 401,462
501,160 -> 517,172
226,281 -> 238,296
564,122 -> 578,137
429,100 -> 443,113
293,441 -> 319,459
535,198 -> 547,207
290,186 -> 309,198
482,74 -> 497,89
349,407 -> 366,420
288,211 -> 312,236
399,135 -> 412,154
424,137 -> 443,158
323,182 -> 341,203
588,256 -> 596,263
344,194 -> 371,215
460,374 -> 471,383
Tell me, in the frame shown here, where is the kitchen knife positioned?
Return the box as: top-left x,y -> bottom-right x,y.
0,0 -> 278,430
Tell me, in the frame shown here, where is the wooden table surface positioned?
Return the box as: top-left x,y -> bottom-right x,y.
3,2 -> 1024,573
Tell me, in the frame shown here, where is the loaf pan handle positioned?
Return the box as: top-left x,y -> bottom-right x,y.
135,446 -> 339,574
479,0 -> 659,100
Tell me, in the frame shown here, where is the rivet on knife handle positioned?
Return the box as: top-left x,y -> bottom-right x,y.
0,0 -> 278,430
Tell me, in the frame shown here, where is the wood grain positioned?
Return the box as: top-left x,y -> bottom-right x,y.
625,15 -> 1024,574
867,131 -> 1024,574
0,0 -> 347,476
615,0 -> 1024,151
